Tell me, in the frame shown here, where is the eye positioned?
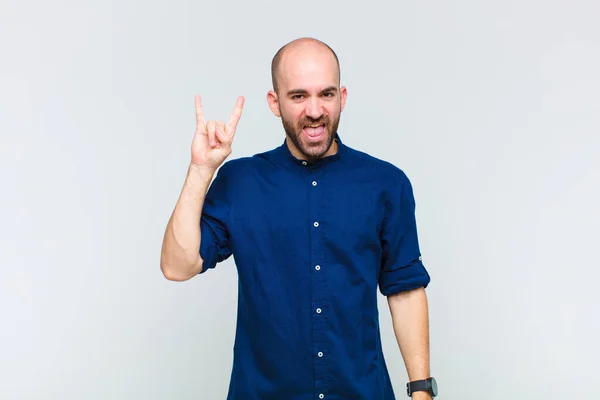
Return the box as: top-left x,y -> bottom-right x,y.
323,92 -> 334,98
291,94 -> 304,100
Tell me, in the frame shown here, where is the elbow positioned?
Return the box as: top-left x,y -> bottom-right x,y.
160,257 -> 203,282
161,267 -> 191,282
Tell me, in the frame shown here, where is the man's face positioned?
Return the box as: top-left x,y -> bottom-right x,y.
268,47 -> 347,160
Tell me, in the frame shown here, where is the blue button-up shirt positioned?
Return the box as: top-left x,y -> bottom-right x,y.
199,133 -> 430,400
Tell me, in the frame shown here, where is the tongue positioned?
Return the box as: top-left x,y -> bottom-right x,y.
304,125 -> 325,137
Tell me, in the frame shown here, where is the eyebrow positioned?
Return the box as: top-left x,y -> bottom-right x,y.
287,86 -> 338,96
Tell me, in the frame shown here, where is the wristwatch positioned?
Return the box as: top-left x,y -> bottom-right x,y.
406,377 -> 438,397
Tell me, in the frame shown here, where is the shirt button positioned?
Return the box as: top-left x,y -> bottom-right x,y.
302,161 -> 307,166
318,351 -> 323,357
312,181 -> 317,186
313,222 -> 319,227
319,394 -> 324,399
316,308 -> 322,313
315,265 -> 321,271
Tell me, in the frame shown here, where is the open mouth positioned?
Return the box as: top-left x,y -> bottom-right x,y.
303,123 -> 326,139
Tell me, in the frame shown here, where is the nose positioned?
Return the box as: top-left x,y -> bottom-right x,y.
305,97 -> 323,119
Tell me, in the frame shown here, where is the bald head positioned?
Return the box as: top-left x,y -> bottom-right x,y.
271,37 -> 340,94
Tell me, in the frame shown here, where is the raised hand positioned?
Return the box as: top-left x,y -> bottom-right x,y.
191,95 -> 245,170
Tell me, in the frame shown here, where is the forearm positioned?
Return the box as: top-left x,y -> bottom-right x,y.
387,287 -> 430,382
160,163 -> 216,281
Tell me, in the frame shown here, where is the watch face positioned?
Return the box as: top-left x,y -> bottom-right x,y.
429,377 -> 438,396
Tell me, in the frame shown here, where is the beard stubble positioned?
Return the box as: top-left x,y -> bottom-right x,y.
280,110 -> 341,160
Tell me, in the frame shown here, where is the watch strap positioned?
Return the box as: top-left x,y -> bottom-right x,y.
407,379 -> 429,395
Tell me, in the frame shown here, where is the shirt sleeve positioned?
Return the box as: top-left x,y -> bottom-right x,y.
378,170 -> 431,296
199,162 -> 234,274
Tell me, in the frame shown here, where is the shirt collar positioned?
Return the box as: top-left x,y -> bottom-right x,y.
275,132 -> 345,169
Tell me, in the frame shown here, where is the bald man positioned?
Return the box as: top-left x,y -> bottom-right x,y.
160,37 -> 438,400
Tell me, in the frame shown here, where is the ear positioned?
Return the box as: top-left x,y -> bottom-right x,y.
266,90 -> 281,117
339,86 -> 348,112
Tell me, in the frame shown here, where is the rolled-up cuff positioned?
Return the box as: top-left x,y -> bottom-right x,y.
379,259 -> 431,296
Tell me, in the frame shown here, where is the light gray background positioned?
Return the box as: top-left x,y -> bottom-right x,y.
1,0 -> 599,399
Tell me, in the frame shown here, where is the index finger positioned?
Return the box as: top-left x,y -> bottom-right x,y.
226,96 -> 245,134
195,95 -> 206,132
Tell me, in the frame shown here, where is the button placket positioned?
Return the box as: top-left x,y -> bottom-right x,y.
313,177 -> 322,318
308,168 -> 328,398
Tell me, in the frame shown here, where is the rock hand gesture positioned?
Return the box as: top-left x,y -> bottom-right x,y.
191,95 -> 245,171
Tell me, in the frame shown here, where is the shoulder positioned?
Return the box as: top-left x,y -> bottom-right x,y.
342,144 -> 411,186
215,146 -> 279,179
344,146 -> 420,215
223,146 -> 277,168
